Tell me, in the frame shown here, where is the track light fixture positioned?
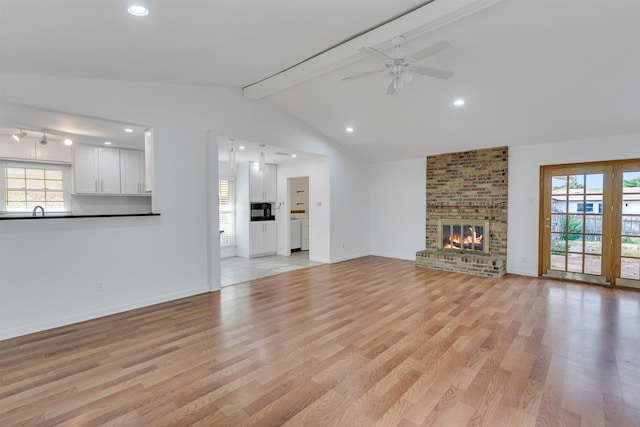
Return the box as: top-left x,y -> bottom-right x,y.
12,129 -> 27,142
258,144 -> 266,173
228,138 -> 236,170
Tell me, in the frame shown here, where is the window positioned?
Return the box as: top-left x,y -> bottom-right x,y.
577,202 -> 594,212
219,178 -> 235,247
1,161 -> 71,213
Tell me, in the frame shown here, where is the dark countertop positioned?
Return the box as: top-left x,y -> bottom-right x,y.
0,213 -> 160,221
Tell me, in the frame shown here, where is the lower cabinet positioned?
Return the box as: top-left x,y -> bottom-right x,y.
301,219 -> 309,251
249,221 -> 277,257
290,219 -> 301,250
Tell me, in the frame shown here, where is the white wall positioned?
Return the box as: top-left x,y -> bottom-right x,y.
276,157 -> 330,262
508,133 -> 640,276
0,74 -> 370,339
369,158 -> 426,260
289,177 -> 309,212
329,149 -> 371,262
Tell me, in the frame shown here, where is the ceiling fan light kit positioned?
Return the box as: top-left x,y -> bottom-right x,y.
343,35 -> 454,95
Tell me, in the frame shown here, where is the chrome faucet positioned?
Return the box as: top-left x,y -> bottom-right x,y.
32,205 -> 45,217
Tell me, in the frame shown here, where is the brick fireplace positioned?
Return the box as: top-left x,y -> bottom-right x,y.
416,146 -> 508,278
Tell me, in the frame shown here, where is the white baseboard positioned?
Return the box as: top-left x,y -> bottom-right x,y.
369,251 -> 417,261
0,286 -> 210,341
505,268 -> 537,277
330,252 -> 370,263
220,246 -> 237,258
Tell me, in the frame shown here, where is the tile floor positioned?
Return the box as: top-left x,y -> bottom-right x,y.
220,251 -> 324,287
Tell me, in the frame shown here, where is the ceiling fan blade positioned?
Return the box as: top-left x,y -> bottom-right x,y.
411,41 -> 452,61
341,69 -> 384,82
414,65 -> 454,80
359,46 -> 392,62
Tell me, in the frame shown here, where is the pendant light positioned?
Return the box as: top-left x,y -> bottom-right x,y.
258,144 -> 266,173
228,138 -> 236,169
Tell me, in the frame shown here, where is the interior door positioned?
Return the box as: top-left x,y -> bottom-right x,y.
540,164 -> 613,285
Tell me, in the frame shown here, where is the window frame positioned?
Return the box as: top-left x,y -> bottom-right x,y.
0,160 -> 72,214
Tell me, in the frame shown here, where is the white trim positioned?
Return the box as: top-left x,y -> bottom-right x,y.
329,252 -> 370,263
370,250 -> 417,261
0,159 -> 71,213
506,268 -> 537,277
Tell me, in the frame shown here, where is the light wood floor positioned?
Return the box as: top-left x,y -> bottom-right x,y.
1,256 -> 639,426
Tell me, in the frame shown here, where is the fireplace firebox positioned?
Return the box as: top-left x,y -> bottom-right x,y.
438,219 -> 490,254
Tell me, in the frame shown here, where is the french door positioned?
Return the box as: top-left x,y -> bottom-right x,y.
540,159 -> 640,288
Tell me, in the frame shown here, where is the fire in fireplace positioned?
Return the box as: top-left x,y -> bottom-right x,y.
438,219 -> 490,254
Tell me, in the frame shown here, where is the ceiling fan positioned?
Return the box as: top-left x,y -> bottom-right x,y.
342,36 -> 454,95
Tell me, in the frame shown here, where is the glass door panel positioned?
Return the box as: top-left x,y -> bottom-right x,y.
542,167 -> 609,284
617,169 -> 640,287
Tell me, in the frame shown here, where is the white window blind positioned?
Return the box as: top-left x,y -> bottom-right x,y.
219,179 -> 235,247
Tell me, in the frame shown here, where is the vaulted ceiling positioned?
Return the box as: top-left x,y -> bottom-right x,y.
1,0 -> 638,161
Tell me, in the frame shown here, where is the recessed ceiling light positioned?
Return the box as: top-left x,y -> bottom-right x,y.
64,139 -> 73,146
345,126 -> 354,133
124,128 -> 134,133
291,154 -> 297,158
239,145 -> 245,150
104,141 -> 112,145
454,98 -> 465,107
128,5 -> 149,16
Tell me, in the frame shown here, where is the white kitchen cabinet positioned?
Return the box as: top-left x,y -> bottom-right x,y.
73,144 -> 120,194
0,135 -> 35,160
249,162 -> 277,202
120,149 -> 146,194
0,134 -> 71,163
249,221 -> 277,257
290,219 -> 301,250
36,141 -> 72,163
98,147 -> 121,194
301,218 -> 309,251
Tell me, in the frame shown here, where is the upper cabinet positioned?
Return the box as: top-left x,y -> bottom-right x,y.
249,162 -> 277,202
0,135 -> 71,163
73,144 -> 120,194
36,141 -> 73,163
120,148 -> 146,195
73,144 -> 148,196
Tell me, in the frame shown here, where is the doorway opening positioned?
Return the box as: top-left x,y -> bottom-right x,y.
288,176 -> 309,259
